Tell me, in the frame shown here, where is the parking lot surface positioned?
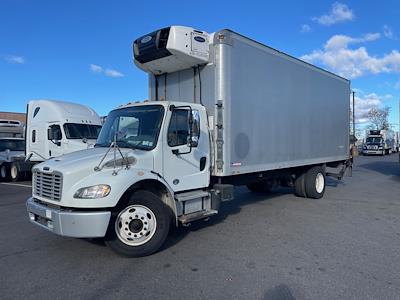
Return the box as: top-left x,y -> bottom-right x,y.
1,155 -> 400,299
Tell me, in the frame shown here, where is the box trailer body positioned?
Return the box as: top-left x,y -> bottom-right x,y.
0,119 -> 24,138
26,100 -> 102,162
27,26 -> 351,257
145,29 -> 350,176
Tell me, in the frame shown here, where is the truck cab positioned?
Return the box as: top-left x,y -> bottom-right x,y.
27,100 -> 211,255
26,100 -> 102,162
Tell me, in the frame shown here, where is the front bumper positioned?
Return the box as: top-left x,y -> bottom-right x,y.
26,197 -> 111,238
363,150 -> 383,155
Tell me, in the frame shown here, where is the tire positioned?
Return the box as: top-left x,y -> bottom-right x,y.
294,172 -> 306,197
10,162 -> 21,182
105,190 -> 171,257
247,181 -> 272,193
0,163 -> 10,182
304,166 -> 326,199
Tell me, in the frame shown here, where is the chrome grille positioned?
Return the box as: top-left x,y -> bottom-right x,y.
33,170 -> 63,201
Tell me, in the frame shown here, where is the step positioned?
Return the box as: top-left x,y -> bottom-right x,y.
178,209 -> 218,224
175,190 -> 210,202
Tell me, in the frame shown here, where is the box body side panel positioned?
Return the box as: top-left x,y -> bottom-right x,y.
224,35 -> 350,175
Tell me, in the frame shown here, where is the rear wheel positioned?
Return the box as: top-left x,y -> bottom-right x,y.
304,166 -> 326,199
294,172 -> 306,197
0,164 -> 10,181
105,190 -> 171,257
10,163 -> 21,182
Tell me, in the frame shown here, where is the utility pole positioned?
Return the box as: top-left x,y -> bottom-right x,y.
352,91 -> 355,144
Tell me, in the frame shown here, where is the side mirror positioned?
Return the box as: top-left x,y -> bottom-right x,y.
187,110 -> 200,148
187,136 -> 199,148
48,126 -> 62,146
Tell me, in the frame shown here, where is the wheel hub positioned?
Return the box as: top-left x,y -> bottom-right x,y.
129,219 -> 143,233
115,204 -> 157,246
315,173 -> 324,193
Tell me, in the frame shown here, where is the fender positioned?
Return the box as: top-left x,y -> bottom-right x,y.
115,168 -> 179,224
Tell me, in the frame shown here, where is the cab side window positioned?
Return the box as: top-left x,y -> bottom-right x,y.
48,125 -> 62,141
168,110 -> 189,147
167,109 -> 201,147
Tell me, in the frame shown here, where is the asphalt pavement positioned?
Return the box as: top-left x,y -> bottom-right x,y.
0,154 -> 399,299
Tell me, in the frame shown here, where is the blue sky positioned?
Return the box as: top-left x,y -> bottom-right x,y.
1,0 -> 399,134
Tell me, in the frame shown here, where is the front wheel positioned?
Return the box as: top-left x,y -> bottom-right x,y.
105,190 -> 171,257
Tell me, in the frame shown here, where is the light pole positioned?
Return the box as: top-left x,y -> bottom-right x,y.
352,91 -> 355,144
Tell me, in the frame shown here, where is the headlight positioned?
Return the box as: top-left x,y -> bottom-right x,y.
74,184 -> 111,199
378,146 -> 383,149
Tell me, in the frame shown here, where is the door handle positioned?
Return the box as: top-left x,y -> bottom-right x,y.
200,157 -> 206,171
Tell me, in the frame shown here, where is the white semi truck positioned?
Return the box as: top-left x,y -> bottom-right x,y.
26,99 -> 102,162
362,129 -> 396,155
27,26 -> 351,257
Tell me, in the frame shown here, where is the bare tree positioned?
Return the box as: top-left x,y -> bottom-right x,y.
367,106 -> 390,130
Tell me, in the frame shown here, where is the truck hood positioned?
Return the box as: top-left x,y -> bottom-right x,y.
32,147 -> 156,208
35,147 -> 153,174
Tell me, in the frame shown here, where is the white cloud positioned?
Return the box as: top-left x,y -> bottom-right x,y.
383,25 -> 394,39
354,93 -> 382,124
90,64 -> 103,73
301,33 -> 400,79
5,55 -> 25,64
300,24 -> 311,33
313,2 -> 354,26
104,69 -> 124,78
90,64 -> 124,78
324,33 -> 380,50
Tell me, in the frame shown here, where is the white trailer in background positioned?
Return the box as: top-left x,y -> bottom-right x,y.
27,26 -> 352,257
0,120 -> 31,181
0,119 -> 24,138
26,100 -> 102,162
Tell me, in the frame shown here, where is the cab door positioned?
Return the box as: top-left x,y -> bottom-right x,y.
162,106 -> 210,192
47,124 -> 64,158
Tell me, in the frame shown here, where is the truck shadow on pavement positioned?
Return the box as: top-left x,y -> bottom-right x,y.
163,184 -> 328,251
84,182 -> 344,253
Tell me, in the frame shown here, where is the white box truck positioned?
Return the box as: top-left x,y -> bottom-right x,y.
362,129 -> 396,155
27,26 -> 351,257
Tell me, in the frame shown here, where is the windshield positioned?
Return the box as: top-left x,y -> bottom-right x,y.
0,139 -> 25,151
63,123 -> 102,139
96,105 -> 164,151
366,137 -> 383,144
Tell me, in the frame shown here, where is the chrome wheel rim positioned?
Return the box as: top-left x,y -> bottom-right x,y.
315,173 -> 324,194
11,165 -> 17,179
115,205 -> 157,246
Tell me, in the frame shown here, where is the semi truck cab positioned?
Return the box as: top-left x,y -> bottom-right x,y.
26,100 -> 102,162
